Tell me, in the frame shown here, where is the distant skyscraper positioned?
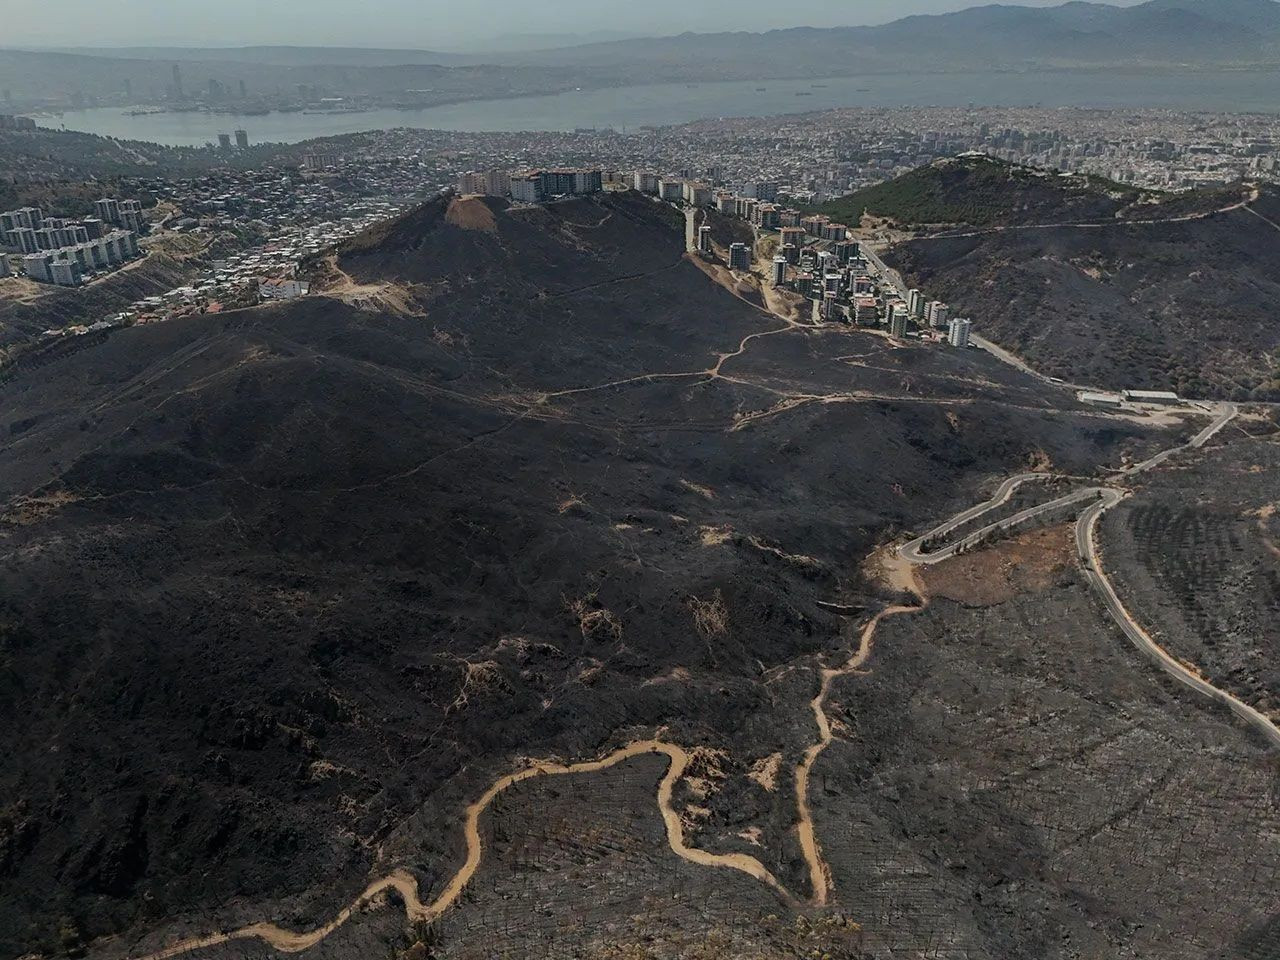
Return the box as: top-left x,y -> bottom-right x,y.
171,64 -> 183,99
239,78 -> 247,99
218,133 -> 232,150
235,129 -> 249,149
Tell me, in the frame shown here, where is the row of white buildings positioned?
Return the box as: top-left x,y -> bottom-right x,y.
21,230 -> 142,287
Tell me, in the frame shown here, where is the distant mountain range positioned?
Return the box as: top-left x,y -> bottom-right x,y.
502,0 -> 1280,73
3,0 -> 1279,106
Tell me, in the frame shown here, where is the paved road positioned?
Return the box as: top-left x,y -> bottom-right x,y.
899,472 -> 1053,563
1077,491 -> 1280,750
903,484 -> 1103,565
684,206 -> 698,253
1115,402 -> 1238,477
899,402 -> 1280,748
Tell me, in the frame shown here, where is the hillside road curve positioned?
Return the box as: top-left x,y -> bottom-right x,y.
1077,491 -> 1280,750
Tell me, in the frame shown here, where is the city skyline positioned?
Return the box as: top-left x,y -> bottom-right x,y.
2,0 -> 1147,51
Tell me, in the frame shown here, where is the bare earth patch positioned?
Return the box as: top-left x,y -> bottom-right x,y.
699,525 -> 734,547
917,524 -> 1076,607
747,753 -> 782,792
0,489 -> 80,528
446,197 -> 499,234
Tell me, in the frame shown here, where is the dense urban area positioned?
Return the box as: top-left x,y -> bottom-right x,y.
4,103 -> 1280,379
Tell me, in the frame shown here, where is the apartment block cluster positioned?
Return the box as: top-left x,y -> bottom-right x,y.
456,167 -> 603,203
634,171 -> 854,242
1,198 -> 145,287
684,178 -> 975,346
893,289 -> 973,347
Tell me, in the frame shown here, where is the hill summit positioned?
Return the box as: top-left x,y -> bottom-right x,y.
814,155 -> 1246,229
869,161 -> 1280,398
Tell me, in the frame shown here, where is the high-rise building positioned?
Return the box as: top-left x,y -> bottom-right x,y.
485,169 -> 511,197
457,172 -> 487,195
6,227 -> 39,254
234,129 -> 249,149
171,64 -> 184,99
683,182 -> 713,207
34,227 -> 62,251
750,181 -> 779,202
947,318 -> 973,348
658,179 -> 685,203
908,289 -> 925,318
119,200 -> 146,235
510,174 -> 542,204
697,225 -> 713,255
927,301 -> 950,329
218,133 -> 233,150
95,198 -> 121,225
770,256 -> 787,287
890,309 -> 910,339
728,243 -> 752,272
49,259 -> 83,287
633,172 -> 660,195
834,240 -> 860,265
22,253 -> 52,283
755,204 -> 781,229
13,207 -> 42,230
780,226 -> 806,251
572,169 -> 603,194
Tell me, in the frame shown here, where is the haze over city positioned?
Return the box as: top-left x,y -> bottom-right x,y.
4,0 -> 1145,49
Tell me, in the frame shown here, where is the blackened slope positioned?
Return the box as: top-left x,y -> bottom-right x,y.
329,192 -> 758,394
884,196 -> 1280,399
0,194 -> 1168,957
339,191 -> 685,293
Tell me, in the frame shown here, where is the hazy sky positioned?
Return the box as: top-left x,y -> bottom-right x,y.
0,0 -> 1143,50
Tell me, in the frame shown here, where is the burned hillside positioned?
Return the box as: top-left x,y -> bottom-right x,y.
0,191 -> 1196,959
876,174 -> 1280,400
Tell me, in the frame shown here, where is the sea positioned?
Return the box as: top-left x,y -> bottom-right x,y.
36,70 -> 1280,147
